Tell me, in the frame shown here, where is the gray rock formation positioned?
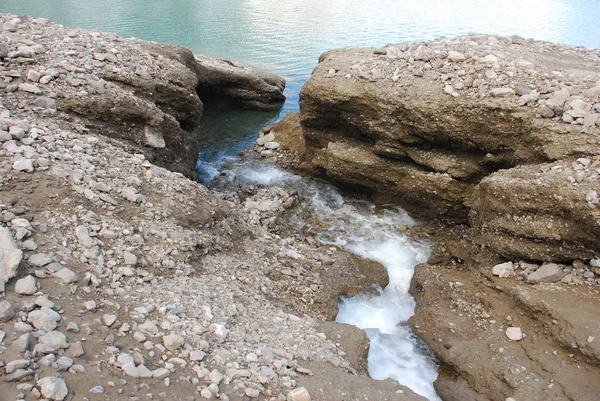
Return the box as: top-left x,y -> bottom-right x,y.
0,15 -> 285,176
270,33 -> 600,261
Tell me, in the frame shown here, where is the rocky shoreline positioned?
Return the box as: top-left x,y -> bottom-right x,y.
3,12 -> 600,401
265,34 -> 600,400
0,14 -> 425,401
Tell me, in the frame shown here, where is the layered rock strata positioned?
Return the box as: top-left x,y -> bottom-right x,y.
268,33 -> 600,261
266,34 -> 600,401
0,14 -> 285,176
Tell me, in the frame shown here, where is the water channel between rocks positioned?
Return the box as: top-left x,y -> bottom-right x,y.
207,159 -> 441,401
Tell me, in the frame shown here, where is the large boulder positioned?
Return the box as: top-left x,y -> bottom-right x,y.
271,34 -> 600,260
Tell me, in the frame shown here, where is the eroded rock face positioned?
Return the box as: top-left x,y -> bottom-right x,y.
0,14 -> 285,176
271,33 -> 600,260
469,161 -> 600,261
195,55 -> 286,110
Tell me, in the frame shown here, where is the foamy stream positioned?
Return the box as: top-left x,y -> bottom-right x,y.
222,162 -> 441,401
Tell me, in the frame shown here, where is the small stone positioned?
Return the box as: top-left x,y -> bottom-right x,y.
15,275 -> 37,295
152,368 -> 170,378
481,54 -> 498,66
200,388 -> 213,399
18,83 -> 42,95
6,359 -> 30,373
89,386 -> 104,394
123,251 -> 137,266
245,388 -> 260,398
5,369 -> 35,382
55,356 -> 74,371
0,227 -> 23,289
257,132 -> 275,146
28,253 -> 53,267
69,341 -> 85,357
11,333 -> 33,353
551,88 -> 570,107
143,126 -> 166,148
490,88 -> 515,97
163,333 -> 184,350
51,268 -> 78,284
35,331 -> 69,354
137,320 -> 159,336
447,51 -> 466,62
37,376 -> 69,401
492,262 -> 514,278
13,159 -> 34,173
121,187 -> 144,203
75,225 -> 93,248
0,300 -> 15,322
209,369 -> 224,384
264,141 -> 281,150
33,97 -> 57,110
506,327 -> 523,341
101,314 -> 118,327
34,295 -> 55,309
66,321 -> 80,332
588,336 -> 595,343
84,300 -> 97,311
27,309 -> 58,331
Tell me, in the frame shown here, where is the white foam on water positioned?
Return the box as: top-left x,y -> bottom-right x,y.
220,161 -> 441,400
237,163 -> 300,187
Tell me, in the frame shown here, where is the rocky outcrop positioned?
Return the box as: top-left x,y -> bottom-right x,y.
270,33 -> 600,261
265,34 -> 600,401
0,14 -> 285,176
410,258 -> 600,401
195,55 -> 286,109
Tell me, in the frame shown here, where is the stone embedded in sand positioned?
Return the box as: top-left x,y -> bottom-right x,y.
28,253 -> 53,267
490,87 -> 515,97
51,268 -> 78,284
447,51 -> 466,62
506,327 -> 523,341
527,263 -> 564,284
287,387 -> 311,401
33,96 -> 57,110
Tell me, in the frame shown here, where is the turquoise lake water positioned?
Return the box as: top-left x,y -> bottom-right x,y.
2,0 -> 600,174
